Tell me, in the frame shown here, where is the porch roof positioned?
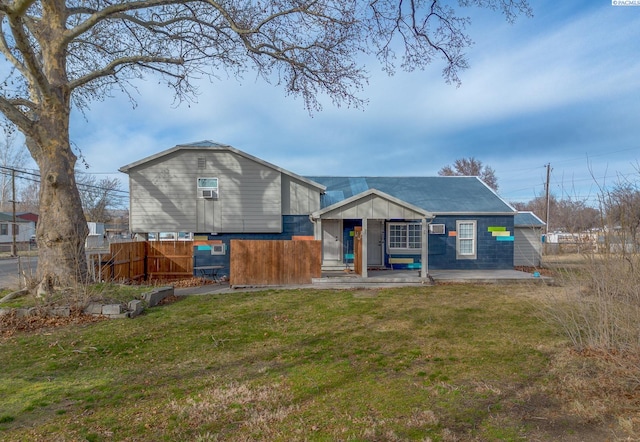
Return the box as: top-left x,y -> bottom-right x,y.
311,188 -> 433,220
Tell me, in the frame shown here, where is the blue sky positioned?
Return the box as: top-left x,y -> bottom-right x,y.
69,0 -> 640,207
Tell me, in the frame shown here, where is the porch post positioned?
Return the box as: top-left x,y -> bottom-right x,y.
421,218 -> 428,278
361,218 -> 368,278
314,218 -> 323,265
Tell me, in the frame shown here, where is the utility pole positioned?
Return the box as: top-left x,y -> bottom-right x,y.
544,163 -> 552,249
11,168 -> 16,257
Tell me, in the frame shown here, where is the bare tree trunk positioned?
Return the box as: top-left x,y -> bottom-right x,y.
29,133 -> 89,293
25,75 -> 88,292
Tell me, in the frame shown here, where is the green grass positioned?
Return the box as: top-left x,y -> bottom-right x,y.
0,284 -> 573,440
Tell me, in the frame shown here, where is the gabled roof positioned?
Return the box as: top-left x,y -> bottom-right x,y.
307,176 -> 516,215
514,211 -> 545,227
0,212 -> 31,223
311,188 -> 433,220
119,140 -> 326,192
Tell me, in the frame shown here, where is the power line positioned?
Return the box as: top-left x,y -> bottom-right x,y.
0,165 -> 129,195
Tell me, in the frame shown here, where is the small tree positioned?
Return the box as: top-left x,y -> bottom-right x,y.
76,173 -> 124,223
17,180 -> 40,213
438,157 -> 499,191
0,124 -> 28,211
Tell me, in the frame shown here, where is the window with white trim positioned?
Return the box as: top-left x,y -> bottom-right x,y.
456,220 -> 477,259
197,177 -> 219,199
388,222 -> 422,251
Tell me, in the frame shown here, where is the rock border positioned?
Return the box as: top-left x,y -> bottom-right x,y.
0,286 -> 175,320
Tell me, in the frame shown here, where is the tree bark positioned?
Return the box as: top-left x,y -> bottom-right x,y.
28,133 -> 89,293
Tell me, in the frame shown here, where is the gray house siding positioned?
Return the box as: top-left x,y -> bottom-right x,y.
281,175 -> 321,215
514,227 -> 542,266
127,149 -> 282,233
513,212 -> 545,267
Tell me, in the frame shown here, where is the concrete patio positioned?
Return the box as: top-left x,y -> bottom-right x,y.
176,267 -> 550,295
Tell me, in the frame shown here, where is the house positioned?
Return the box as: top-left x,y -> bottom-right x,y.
307,176 -> 517,277
119,141 -> 325,272
514,211 -> 545,266
0,212 -> 36,245
120,141 -> 519,278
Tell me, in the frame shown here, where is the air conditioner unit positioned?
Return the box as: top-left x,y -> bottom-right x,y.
211,244 -> 226,255
429,224 -> 446,235
200,189 -> 218,199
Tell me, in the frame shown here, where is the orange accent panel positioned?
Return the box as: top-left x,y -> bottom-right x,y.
448,231 -> 457,237
292,235 -> 315,241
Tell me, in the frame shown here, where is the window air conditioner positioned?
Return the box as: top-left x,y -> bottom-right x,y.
200,189 -> 218,199
211,244 -> 226,255
429,224 -> 446,235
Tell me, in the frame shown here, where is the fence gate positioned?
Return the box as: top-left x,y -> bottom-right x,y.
230,239 -> 321,286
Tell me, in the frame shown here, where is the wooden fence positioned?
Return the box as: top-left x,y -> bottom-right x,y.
90,239 -> 321,285
230,239 -> 321,286
90,241 -> 193,282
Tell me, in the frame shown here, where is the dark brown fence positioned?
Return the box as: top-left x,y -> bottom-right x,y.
229,239 -> 321,286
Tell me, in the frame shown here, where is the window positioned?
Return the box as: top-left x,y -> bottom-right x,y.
197,177 -> 219,199
197,177 -> 218,189
388,222 -> 422,251
0,224 -> 7,236
456,220 -> 477,259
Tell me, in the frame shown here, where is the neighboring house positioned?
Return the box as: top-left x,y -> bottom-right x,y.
0,212 -> 36,244
513,211 -> 545,267
121,141 -> 520,278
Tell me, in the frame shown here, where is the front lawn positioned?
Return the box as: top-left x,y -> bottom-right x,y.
0,284 -> 636,441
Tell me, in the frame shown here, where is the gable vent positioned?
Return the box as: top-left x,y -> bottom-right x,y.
197,157 -> 206,169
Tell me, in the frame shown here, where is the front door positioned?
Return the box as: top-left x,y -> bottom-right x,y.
367,220 -> 384,267
322,220 -> 342,263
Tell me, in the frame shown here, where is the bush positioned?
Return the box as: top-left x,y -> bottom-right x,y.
542,253 -> 640,353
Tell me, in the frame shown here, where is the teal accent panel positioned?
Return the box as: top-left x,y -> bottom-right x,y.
344,253 -> 354,260
496,236 -> 514,242
197,245 -> 212,251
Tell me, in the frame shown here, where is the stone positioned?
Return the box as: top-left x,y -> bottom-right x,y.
50,306 -> 70,317
84,302 -> 104,315
128,300 -> 144,318
101,304 -> 123,315
141,286 -> 174,307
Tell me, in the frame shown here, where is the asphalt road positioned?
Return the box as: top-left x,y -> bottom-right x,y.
0,256 -> 38,289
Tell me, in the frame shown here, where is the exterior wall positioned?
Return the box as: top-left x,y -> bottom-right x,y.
427,215 -> 514,270
281,175 -> 321,215
514,227 -> 543,266
128,149 -> 283,233
0,221 -> 34,244
382,215 -> 514,270
192,215 -> 314,279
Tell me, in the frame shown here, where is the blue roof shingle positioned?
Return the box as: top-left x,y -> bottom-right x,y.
306,176 -> 515,214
